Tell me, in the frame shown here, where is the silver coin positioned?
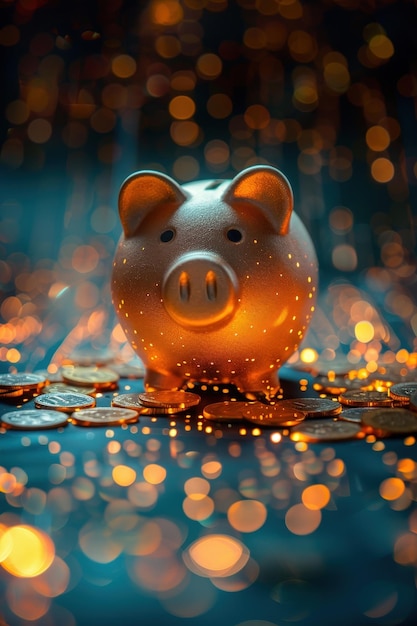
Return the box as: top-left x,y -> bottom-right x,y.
389,382 -> 417,404
290,419 -> 361,442
361,407 -> 417,434
410,392 -> 417,413
338,407 -> 382,423
338,390 -> 392,407
278,398 -> 342,418
202,401 -> 248,421
0,373 -> 46,390
41,382 -> 96,396
1,409 -> 68,430
70,407 -> 139,426
62,366 -> 119,388
35,392 -> 95,412
111,394 -> 176,415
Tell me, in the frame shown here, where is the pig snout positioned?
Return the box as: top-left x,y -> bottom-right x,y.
162,252 -> 239,330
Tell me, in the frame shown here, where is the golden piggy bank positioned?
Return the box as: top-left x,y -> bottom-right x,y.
111,165 -> 318,400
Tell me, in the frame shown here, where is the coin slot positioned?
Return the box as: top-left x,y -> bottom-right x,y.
205,270 -> 217,301
179,271 -> 190,302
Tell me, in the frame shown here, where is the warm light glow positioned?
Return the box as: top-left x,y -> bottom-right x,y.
112,54 -> 137,78
327,458 -> 345,477
366,125 -> 390,151
396,458 -> 416,480
183,494 -> 215,521
112,465 -> 137,487
143,464 -> 167,485
371,157 -> 394,183
184,477 -> 210,496
394,533 -> 417,565
0,525 -> 55,577
201,460 -> 222,479
301,484 -> 331,510
300,347 -> 318,363
227,499 -> 267,532
379,477 -> 405,501
31,555 -> 70,597
185,535 -> 249,577
79,522 -> 122,563
169,95 -> 196,120
355,320 -> 375,343
285,504 -> 321,535
0,472 -> 17,493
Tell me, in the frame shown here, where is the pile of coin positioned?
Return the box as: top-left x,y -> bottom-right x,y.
201,383 -> 417,442
0,366 -> 417,440
112,390 -> 201,415
0,373 -> 46,401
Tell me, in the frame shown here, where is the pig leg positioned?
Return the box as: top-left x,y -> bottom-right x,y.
236,371 -> 281,403
144,368 -> 185,392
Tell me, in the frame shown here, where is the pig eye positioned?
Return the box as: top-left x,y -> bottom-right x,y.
226,228 -> 243,243
160,229 -> 176,243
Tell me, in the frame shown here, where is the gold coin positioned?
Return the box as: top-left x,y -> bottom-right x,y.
41,382 -> 96,396
202,401 -> 248,421
243,401 -> 304,428
278,398 -> 342,418
70,407 -> 138,427
361,407 -> 417,434
389,382 -> 417,404
138,390 -> 201,409
1,409 -> 68,430
0,387 -> 24,399
35,392 -> 95,413
0,373 -> 46,390
338,407 -> 381,423
290,419 -> 361,442
62,366 -> 119,388
111,394 -> 179,415
338,390 -> 392,407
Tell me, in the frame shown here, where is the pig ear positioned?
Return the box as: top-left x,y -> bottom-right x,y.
222,165 -> 293,235
118,170 -> 188,237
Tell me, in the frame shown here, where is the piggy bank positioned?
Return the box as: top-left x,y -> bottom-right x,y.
111,165 -> 318,400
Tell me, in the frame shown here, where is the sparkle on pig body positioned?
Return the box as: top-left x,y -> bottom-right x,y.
112,166 -> 318,399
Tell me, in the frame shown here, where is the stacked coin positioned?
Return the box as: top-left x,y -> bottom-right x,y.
41,382 -> 96,396
70,407 -> 139,427
338,390 -> 392,407
389,382 -> 417,405
35,392 -> 96,413
1,409 -> 69,430
61,366 -> 119,390
2,365 -> 417,439
112,390 -> 202,415
0,373 -> 46,400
